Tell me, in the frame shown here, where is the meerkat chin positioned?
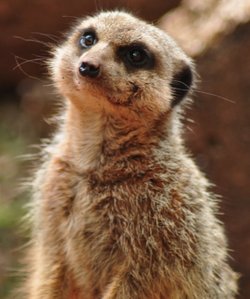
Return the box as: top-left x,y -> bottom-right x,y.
21,11 -> 238,299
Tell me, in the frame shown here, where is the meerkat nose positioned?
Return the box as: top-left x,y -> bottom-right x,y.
79,61 -> 100,78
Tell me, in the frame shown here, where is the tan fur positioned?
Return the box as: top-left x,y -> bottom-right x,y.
22,11 -> 238,299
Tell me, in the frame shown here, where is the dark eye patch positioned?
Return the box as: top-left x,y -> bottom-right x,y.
117,43 -> 155,70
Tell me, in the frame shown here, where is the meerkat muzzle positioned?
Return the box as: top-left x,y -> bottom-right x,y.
79,61 -> 100,78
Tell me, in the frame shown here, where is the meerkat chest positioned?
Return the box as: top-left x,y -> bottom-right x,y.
45,159 -> 201,296
62,167 -> 197,264
63,176 -> 158,239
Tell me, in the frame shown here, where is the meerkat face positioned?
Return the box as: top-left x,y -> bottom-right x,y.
50,11 -> 193,116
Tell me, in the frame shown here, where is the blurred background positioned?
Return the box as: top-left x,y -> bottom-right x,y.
0,0 -> 249,298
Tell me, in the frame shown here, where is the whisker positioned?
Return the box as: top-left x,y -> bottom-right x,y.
13,55 -> 44,82
62,15 -> 79,19
172,79 -> 235,104
42,82 -> 55,87
14,35 -> 53,48
193,89 -> 235,104
12,56 -> 44,70
31,32 -> 61,43
94,0 -> 103,11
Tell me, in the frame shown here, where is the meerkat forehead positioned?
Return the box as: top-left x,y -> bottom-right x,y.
82,12 -> 162,43
75,11 -> 178,62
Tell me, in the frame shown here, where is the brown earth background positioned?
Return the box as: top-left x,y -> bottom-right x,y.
0,0 -> 249,298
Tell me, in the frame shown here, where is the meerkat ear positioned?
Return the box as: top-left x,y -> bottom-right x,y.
170,64 -> 193,107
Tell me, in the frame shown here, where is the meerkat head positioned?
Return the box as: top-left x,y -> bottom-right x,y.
50,11 -> 194,118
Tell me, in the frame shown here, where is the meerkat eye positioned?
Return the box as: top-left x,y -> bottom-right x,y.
118,45 -> 154,69
127,47 -> 148,66
79,32 -> 97,49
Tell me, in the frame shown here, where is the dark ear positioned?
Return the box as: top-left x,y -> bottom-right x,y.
170,65 -> 193,107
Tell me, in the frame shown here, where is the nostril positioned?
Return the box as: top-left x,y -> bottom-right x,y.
79,62 -> 100,78
79,62 -> 89,75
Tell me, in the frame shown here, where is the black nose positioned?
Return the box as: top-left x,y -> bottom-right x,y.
79,62 -> 100,78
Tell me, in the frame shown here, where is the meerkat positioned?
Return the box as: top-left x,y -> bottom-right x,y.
21,11 -> 238,299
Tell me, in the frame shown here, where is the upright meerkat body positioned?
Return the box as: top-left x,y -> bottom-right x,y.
23,11 -> 237,299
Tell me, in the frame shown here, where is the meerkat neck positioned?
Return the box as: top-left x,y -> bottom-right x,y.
62,103 -> 105,171
61,102 -> 183,172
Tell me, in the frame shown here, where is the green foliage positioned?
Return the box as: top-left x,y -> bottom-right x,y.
0,196 -> 27,230
0,123 -> 30,299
